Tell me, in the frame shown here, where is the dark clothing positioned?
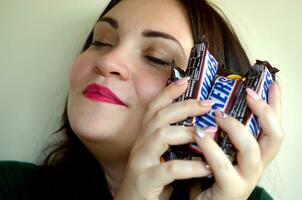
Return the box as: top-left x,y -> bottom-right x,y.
0,161 -> 38,200
0,161 -> 273,200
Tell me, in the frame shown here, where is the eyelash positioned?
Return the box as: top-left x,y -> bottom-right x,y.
91,41 -> 113,47
144,55 -> 170,66
91,41 -> 171,66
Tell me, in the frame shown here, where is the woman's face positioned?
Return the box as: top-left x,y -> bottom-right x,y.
67,0 -> 194,151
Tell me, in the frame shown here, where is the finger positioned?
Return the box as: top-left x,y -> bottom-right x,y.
246,88 -> 284,165
268,81 -> 282,119
214,110 -> 261,180
143,99 -> 213,136
141,160 -> 211,189
194,126 -> 238,185
137,126 -> 195,160
246,87 -> 282,138
142,77 -> 190,127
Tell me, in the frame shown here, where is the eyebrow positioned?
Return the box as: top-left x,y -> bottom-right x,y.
142,30 -> 185,56
97,17 -> 185,57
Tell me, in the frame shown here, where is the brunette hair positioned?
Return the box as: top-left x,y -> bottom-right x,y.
34,0 -> 251,199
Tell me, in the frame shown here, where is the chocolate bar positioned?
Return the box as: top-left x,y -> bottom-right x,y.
163,40 -> 218,161
191,60 -> 279,161
190,75 -> 241,154
175,40 -> 219,126
218,60 -> 279,159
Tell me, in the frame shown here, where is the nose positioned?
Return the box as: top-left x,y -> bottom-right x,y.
94,48 -> 130,81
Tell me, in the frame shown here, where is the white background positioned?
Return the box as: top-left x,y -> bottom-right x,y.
0,0 -> 300,199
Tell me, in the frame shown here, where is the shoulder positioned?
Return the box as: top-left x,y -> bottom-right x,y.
0,160 -> 40,200
0,160 -> 39,182
248,186 -> 273,200
0,160 -> 38,171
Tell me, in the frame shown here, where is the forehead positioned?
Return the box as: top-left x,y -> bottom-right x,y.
103,0 -> 194,58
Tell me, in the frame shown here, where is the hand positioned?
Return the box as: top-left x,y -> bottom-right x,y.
190,81 -> 284,200
115,77 -> 214,200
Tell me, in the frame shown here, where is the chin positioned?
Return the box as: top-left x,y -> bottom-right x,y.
70,112 -> 125,143
66,94 -> 141,148
67,107 -> 126,144
72,120 -> 115,143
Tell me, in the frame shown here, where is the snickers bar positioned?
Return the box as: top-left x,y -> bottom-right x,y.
218,60 -> 279,159
190,75 -> 241,154
192,60 -> 279,161
175,40 -> 219,126
162,40 -> 218,161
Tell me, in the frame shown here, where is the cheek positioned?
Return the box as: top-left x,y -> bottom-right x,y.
135,70 -> 168,105
69,53 -> 94,91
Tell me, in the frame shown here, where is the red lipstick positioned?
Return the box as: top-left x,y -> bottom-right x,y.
83,83 -> 127,107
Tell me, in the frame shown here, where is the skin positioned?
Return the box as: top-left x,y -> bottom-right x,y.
67,0 -> 193,193
67,0 -> 284,199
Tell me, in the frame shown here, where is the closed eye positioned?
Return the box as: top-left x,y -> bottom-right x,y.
91,41 -> 113,47
145,55 -> 171,66
91,41 -> 171,66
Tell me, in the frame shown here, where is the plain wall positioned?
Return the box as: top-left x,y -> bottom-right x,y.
0,0 -> 300,199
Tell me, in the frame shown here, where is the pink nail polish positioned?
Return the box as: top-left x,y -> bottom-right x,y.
199,99 -> 214,107
275,74 -> 281,84
195,126 -> 205,138
174,77 -> 190,85
246,88 -> 259,100
195,126 -> 218,138
215,109 -> 227,119
274,74 -> 282,91
204,126 -> 218,133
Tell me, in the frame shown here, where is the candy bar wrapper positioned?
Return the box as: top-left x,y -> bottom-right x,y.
189,76 -> 241,154
175,40 -> 219,126
167,60 -> 186,84
219,61 -> 278,159
191,60 -> 279,161
162,40 -> 218,162
163,59 -> 279,191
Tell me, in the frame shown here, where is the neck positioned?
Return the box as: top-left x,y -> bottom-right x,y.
101,157 -> 126,196
83,139 -> 130,197
83,139 -> 175,199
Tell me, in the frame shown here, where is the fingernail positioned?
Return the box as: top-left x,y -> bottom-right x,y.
174,76 -> 190,85
195,126 -> 217,138
275,74 -> 281,83
199,99 -> 214,107
274,74 -> 282,90
246,88 -> 259,100
204,126 -> 218,133
215,109 -> 227,119
205,127 -> 217,139
195,126 -> 205,138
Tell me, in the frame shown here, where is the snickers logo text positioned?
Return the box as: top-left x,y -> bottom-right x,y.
196,76 -> 237,128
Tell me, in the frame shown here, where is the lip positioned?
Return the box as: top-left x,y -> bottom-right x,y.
83,83 -> 127,107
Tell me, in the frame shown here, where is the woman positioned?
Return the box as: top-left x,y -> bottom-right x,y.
0,0 -> 284,199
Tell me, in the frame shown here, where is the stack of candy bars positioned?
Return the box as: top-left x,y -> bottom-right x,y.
162,40 -> 279,164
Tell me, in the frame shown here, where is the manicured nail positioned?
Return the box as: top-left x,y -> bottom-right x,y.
199,99 -> 215,107
274,74 -> 282,90
195,126 -> 217,138
275,74 -> 281,83
174,76 -> 190,85
195,126 -> 205,138
204,126 -> 218,133
215,109 -> 227,119
246,88 -> 259,100
205,127 -> 217,139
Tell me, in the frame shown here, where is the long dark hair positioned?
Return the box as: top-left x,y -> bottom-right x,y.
34,0 -> 250,199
